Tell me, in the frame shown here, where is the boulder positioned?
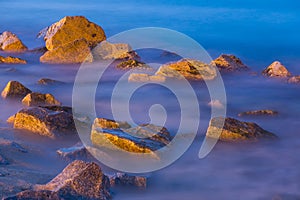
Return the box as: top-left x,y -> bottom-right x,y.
0,55 -> 26,64
212,54 -> 249,72
238,110 -> 278,117
43,16 -> 106,51
128,73 -> 166,83
116,59 -> 150,69
12,106 -> 75,138
37,78 -> 63,85
288,75 -> 300,84
21,92 -> 61,106
40,39 -> 93,64
0,31 -> 27,52
206,117 -> 277,142
110,173 -> 147,188
262,61 -> 291,78
155,59 -> 217,80
1,81 -> 31,99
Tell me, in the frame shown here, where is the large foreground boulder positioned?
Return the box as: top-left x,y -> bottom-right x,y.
262,61 -> 291,78
0,55 -> 26,64
212,54 -> 249,72
0,31 -> 27,52
155,59 -> 217,80
206,117 -> 277,142
21,92 -> 61,106
1,81 -> 31,99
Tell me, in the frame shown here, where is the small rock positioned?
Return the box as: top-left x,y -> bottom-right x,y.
206,117 -> 278,142
155,59 -> 217,80
212,54 -> 249,72
21,92 -> 61,106
128,73 -> 166,82
238,110 -> 278,117
208,100 -> 224,109
1,81 -> 32,99
117,59 -> 150,69
0,55 -> 27,64
287,75 -> 300,84
0,31 -> 27,52
37,78 -> 63,85
57,143 -> 91,161
110,173 -> 147,188
262,61 -> 291,78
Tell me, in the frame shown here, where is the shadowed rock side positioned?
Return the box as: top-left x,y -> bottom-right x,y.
262,61 -> 291,78
110,173 -> 147,188
1,81 -> 32,99
238,110 -> 278,117
0,55 -> 26,64
206,117 -> 277,142
21,92 -> 61,106
212,54 -> 249,72
4,160 -> 111,200
0,31 -> 27,52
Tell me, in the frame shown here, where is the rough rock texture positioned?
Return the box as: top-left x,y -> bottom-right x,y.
40,39 -> 93,64
21,92 -> 61,106
206,117 -> 277,142
0,55 -> 26,64
12,106 -> 75,138
57,143 -> 91,161
262,61 -> 291,78
128,73 -> 166,82
43,16 -> 106,51
156,59 -> 216,80
37,78 -> 63,85
212,54 -> 249,72
1,81 -> 31,99
110,173 -> 147,188
238,110 -> 278,117
117,59 -> 150,69
5,160 -> 111,200
93,118 -> 131,130
91,118 -> 171,154
0,31 -> 27,52
288,76 -> 300,84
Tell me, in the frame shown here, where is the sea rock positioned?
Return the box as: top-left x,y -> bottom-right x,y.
128,73 -> 166,82
12,106 -> 75,138
40,38 -> 93,64
155,59 -> 217,80
93,118 -> 131,129
37,78 -> 63,85
43,16 -> 106,51
21,92 -> 61,106
0,31 -> 27,52
91,118 -> 171,154
110,173 -> 147,188
5,160 -> 111,200
262,61 -> 291,78
0,55 -> 26,64
57,143 -> 91,161
287,75 -> 300,84
1,81 -> 31,99
0,138 -> 28,153
238,110 -> 278,117
117,59 -> 150,69
206,117 -> 277,142
212,54 -> 249,72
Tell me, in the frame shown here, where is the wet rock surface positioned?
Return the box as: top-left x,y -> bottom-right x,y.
21,92 -> 61,106
238,110 -> 278,117
1,81 -> 32,99
128,73 -> 166,82
212,54 -> 249,72
0,55 -> 26,64
262,61 -> 291,78
110,173 -> 147,188
206,117 -> 278,142
0,31 -> 27,52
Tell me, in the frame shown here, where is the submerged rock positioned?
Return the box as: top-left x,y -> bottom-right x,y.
1,81 -> 31,99
212,54 -> 249,72
206,117 -> 277,142
287,75 -> 300,84
21,92 -> 61,106
110,173 -> 147,188
128,73 -> 166,83
155,59 -> 217,80
238,110 -> 278,117
0,55 -> 26,64
262,61 -> 291,78
12,106 -> 75,138
117,59 -> 150,69
37,78 -> 63,85
0,31 -> 27,52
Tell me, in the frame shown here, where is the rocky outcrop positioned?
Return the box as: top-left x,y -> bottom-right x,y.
5,160 -> 111,200
238,110 -> 278,117
212,54 -> 249,72
1,81 -> 31,99
11,106 -> 75,138
37,78 -> 63,85
110,173 -> 147,188
0,31 -> 27,52
128,73 -> 166,82
91,118 -> 171,154
262,61 -> 291,78
288,76 -> 300,84
206,117 -> 277,142
155,59 -> 217,80
0,55 -> 26,64
21,92 -> 61,106
117,60 -> 150,69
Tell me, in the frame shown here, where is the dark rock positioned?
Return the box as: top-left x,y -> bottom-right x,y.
212,54 -> 249,72
21,92 -> 61,106
1,81 -> 31,99
110,173 -> 147,188
0,31 -> 27,52
37,78 -> 63,85
238,110 -> 278,117
116,59 -> 151,70
0,55 -> 26,64
262,61 -> 291,78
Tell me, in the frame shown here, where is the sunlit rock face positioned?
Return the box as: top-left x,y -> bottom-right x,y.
0,55 -> 26,64
128,73 -> 166,83
1,81 -> 31,99
0,31 -> 27,52
212,54 -> 249,72
22,92 -> 61,107
262,61 -> 291,78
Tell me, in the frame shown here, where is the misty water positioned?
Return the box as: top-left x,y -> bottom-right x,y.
1,0 -> 300,199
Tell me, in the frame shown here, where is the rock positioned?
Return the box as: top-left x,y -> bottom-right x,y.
7,115 -> 15,124
57,143 -> 91,161
238,110 -> 278,117
12,106 -> 75,138
21,92 -> 61,106
212,54 -> 249,72
155,59 -> 217,80
206,117 -> 278,142
37,78 -> 63,85
0,55 -> 27,64
43,16 -> 106,51
287,75 -> 300,84
208,100 -> 224,109
0,154 -> 9,165
91,118 -> 171,154
110,173 -> 147,188
40,38 -> 93,64
116,59 -> 150,69
5,160 -> 111,200
0,31 -> 27,52
93,118 -> 131,129
1,81 -> 32,99
262,61 -> 291,78
128,73 -> 166,82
